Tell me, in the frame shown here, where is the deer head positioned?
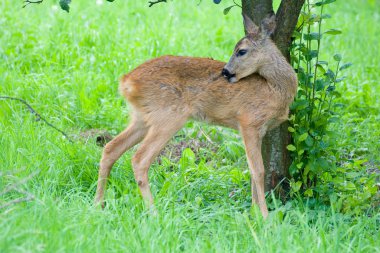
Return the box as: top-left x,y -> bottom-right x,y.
222,13 -> 277,83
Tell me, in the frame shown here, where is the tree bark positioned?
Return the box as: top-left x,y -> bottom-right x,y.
241,0 -> 273,28
274,0 -> 306,58
241,0 -> 305,192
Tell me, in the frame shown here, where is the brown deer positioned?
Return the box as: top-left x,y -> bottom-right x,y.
94,14 -> 297,218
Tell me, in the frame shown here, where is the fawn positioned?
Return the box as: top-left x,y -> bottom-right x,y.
94,14 -> 297,218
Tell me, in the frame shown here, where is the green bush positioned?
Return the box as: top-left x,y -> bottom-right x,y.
288,0 -> 379,215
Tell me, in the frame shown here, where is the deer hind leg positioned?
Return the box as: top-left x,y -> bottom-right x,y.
240,125 -> 269,218
95,117 -> 148,207
131,115 -> 188,208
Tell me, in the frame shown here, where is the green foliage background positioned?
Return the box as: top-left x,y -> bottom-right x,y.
0,0 -> 379,252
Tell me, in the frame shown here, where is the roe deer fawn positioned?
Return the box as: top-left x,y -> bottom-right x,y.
94,14 -> 297,218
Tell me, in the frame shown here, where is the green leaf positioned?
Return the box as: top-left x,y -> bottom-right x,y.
322,172 -> 333,182
333,53 -> 342,62
324,29 -> 342,35
316,64 -> 326,75
291,99 -> 308,110
230,168 -> 244,184
315,0 -> 336,6
307,14 -> 320,24
291,181 -> 302,192
289,162 -> 298,176
325,69 -> 335,80
305,136 -> 314,147
288,127 -> 295,132
354,159 -> 368,166
107,0 -> 115,1
315,79 -> 326,91
345,182 -> 356,191
304,188 -> 313,197
331,90 -> 341,98
346,172 -> 360,179
299,132 -> 308,142
287,145 -> 297,151
304,51 -> 318,61
223,5 -> 235,15
334,103 -> 345,108
304,32 -> 322,41
328,116 -> 340,123
335,76 -> 346,82
317,157 -> 330,170
317,60 -> 328,65
339,62 -> 353,71
59,0 -> 71,12
321,14 -> 332,19
277,210 -> 284,222
327,85 -> 335,92
180,148 -> 195,167
195,196 -> 203,207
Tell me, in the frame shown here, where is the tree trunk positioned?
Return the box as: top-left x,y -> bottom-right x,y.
241,0 -> 305,192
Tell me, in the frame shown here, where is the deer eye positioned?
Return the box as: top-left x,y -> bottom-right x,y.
237,49 -> 247,57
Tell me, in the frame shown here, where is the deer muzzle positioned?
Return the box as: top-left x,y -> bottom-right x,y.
222,68 -> 237,83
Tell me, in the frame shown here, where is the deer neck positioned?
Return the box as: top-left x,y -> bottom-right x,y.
258,53 -> 298,100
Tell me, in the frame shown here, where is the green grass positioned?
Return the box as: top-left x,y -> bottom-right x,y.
322,0 -> 380,162
0,0 -> 379,252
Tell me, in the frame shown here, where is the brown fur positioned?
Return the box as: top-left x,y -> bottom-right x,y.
94,15 -> 297,218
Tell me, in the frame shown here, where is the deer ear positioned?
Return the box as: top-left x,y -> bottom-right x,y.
260,13 -> 276,37
243,13 -> 259,35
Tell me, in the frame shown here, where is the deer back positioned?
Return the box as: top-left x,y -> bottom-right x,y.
120,55 -> 289,131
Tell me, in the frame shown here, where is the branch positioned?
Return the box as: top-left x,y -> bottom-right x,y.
0,170 -> 40,196
233,0 -> 242,8
0,96 -> 73,142
148,0 -> 167,7
0,170 -> 38,209
0,196 -> 34,209
0,168 -> 28,178
23,0 -> 44,8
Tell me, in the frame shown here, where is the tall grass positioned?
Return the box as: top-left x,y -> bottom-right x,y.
0,0 -> 379,252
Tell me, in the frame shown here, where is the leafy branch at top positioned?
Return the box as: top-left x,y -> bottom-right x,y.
148,0 -> 167,7
22,0 -> 43,8
212,0 -> 241,15
22,0 -> 115,12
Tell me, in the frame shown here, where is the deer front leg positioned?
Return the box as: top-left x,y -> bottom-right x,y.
240,126 -> 269,218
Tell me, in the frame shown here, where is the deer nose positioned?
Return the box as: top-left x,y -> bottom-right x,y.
222,68 -> 232,78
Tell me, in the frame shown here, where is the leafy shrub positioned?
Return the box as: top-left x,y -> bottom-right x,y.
288,0 -> 378,215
